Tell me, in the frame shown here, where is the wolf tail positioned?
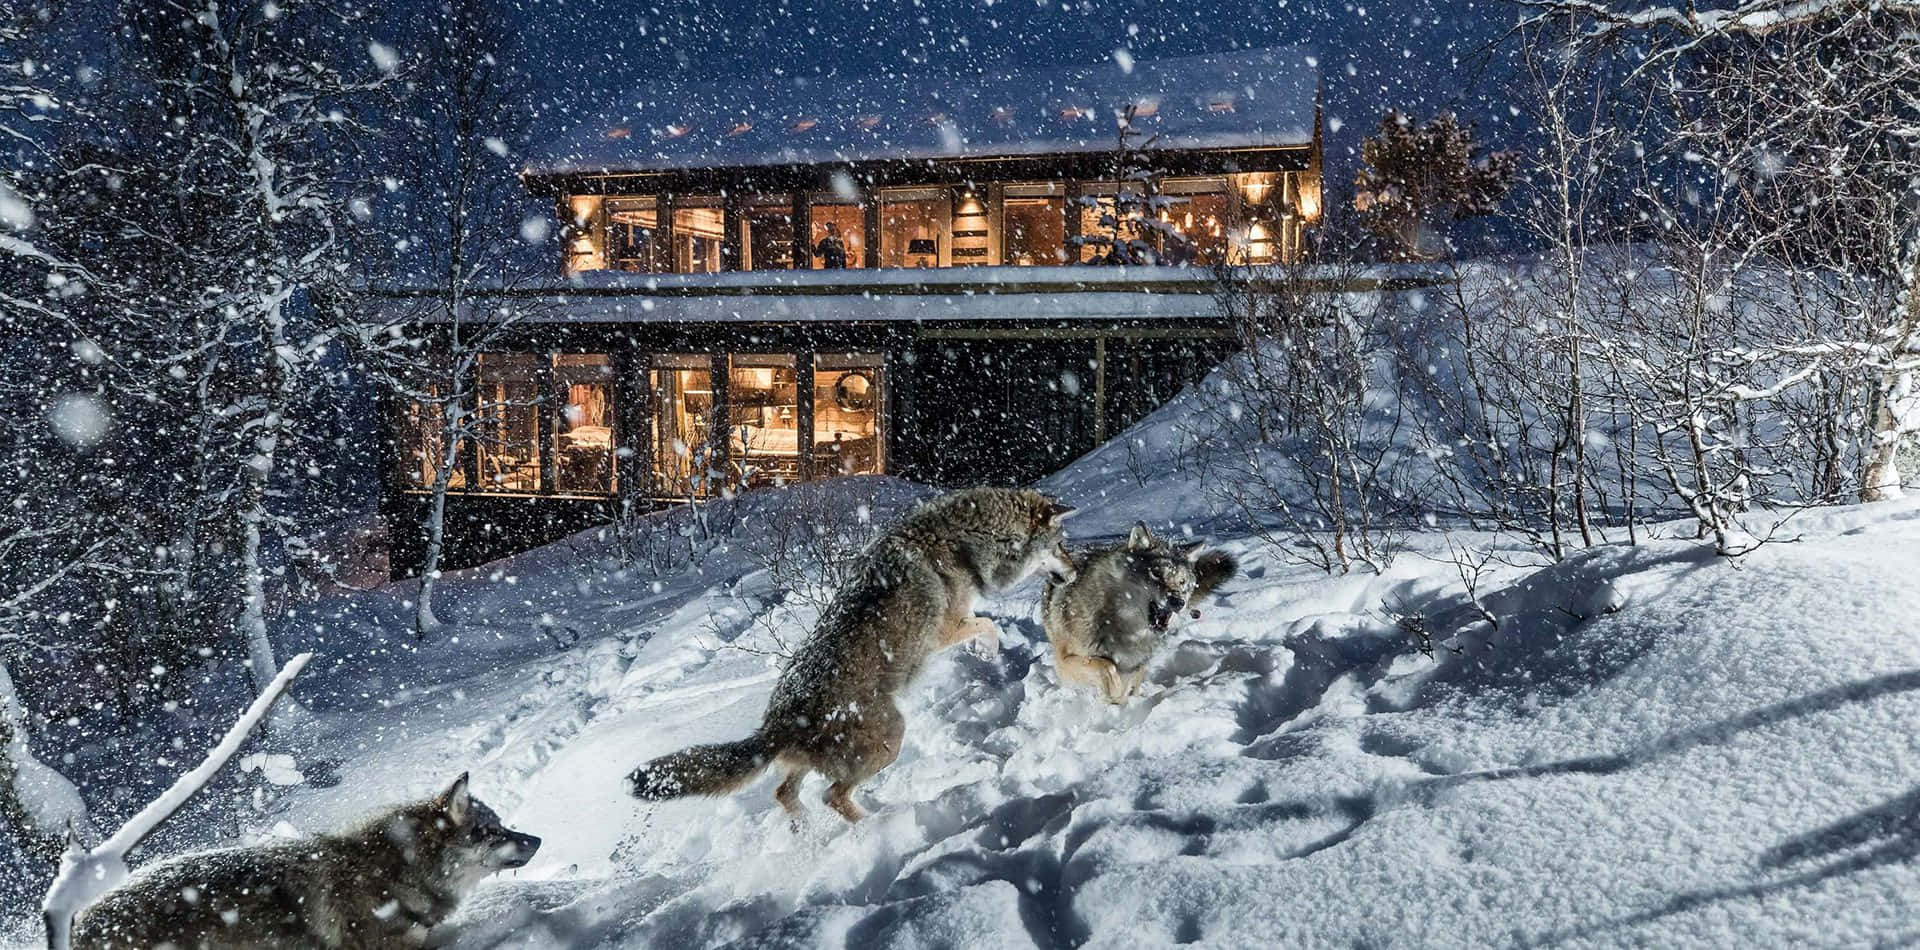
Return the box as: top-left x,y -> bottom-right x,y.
1193,550 -> 1239,601
628,732 -> 781,801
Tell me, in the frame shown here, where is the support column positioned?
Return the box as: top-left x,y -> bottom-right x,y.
612,348 -> 651,506
796,349 -> 816,482
1093,335 -> 1107,443
863,195 -> 882,269
462,358 -> 482,489
654,193 -> 675,273
1065,181 -> 1085,264
708,353 -> 731,493
791,191 -> 812,270
536,354 -> 556,495
721,192 -> 742,272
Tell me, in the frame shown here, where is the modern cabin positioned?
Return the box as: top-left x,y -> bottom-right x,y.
379,47 -> 1324,574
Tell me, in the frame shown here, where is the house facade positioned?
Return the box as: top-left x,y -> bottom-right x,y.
380,47 -> 1324,574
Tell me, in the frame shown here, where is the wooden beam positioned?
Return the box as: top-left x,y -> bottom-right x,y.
791,191 -> 812,271
796,349 -> 816,482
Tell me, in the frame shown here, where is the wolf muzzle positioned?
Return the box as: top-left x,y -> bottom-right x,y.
497,830 -> 541,868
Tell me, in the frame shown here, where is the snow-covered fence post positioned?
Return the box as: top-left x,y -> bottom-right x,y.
40,652 -> 313,950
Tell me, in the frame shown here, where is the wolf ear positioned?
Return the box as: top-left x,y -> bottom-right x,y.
436,772 -> 472,822
1177,540 -> 1205,559
1127,522 -> 1157,551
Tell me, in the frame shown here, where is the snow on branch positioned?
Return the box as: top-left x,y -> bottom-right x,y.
1518,0 -> 1918,38
40,652 -> 314,950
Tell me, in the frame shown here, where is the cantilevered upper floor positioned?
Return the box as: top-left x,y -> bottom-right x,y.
523,46 -> 1323,277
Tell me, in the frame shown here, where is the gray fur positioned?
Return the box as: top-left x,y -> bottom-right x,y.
1043,522 -> 1237,704
629,486 -> 1075,822
71,774 -> 539,950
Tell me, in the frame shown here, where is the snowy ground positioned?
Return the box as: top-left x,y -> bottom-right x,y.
12,476 -> 1920,947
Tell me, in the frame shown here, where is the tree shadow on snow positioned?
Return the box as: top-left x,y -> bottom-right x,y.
1530,783 -> 1920,946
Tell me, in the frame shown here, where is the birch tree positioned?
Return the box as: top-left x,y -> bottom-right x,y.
364,0 -> 541,636
1517,0 -> 1920,501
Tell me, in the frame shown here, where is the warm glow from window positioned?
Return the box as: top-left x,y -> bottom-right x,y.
1236,172 -> 1277,204
1299,177 -> 1323,221
1131,98 -> 1160,117
606,127 -> 631,139
728,121 -> 753,137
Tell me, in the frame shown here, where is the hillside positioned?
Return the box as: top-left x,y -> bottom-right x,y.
16,464 -> 1917,947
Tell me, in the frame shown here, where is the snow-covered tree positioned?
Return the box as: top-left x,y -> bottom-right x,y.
364,0 -> 542,636
1519,0 -> 1920,501
1354,111 -> 1518,261
23,0 -> 392,701
0,10 -> 100,867
1072,104 -> 1178,265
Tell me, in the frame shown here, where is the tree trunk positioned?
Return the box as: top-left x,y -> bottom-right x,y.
1861,258 -> 1920,502
416,453 -> 455,637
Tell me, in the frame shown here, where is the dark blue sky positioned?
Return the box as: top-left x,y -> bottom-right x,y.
510,0 -> 1525,179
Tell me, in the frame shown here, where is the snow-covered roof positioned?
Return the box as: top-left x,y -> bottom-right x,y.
527,47 -> 1318,177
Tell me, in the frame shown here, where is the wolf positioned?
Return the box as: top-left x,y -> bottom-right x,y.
72,774 -> 539,950
1043,522 -> 1237,705
629,486 -> 1075,823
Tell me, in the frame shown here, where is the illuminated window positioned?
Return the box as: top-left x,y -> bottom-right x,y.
475,353 -> 541,494
809,197 -> 866,269
553,354 -> 616,495
672,201 -> 725,273
1003,189 -> 1066,266
728,354 -> 801,489
1160,178 -> 1231,266
878,188 -> 947,268
403,382 -> 467,491
740,200 -> 795,271
650,355 -> 716,497
814,353 -> 885,477
605,198 -> 662,273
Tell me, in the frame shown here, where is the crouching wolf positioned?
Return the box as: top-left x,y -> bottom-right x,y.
629,486 -> 1075,823
72,774 -> 539,950
1043,522 -> 1237,705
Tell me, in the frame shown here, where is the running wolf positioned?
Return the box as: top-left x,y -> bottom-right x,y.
1043,522 -> 1237,705
629,486 -> 1075,823
72,774 -> 539,949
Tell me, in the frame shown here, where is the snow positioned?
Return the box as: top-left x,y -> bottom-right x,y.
14,451 -> 1920,947
39,654 -> 312,950
528,47 -> 1317,175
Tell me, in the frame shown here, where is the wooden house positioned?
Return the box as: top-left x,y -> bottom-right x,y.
380,47 -> 1324,573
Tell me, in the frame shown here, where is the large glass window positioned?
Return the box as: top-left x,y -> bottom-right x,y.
651,355 -> 717,497
565,195 -> 606,273
673,202 -> 725,274
1160,179 -> 1231,266
810,199 -> 866,269
605,198 -> 663,273
879,189 -> 947,268
475,353 -> 542,493
553,354 -> 616,495
1003,188 -> 1066,266
1074,185 -> 1150,264
728,354 -> 801,489
402,384 -> 468,491
814,353 -> 885,477
740,201 -> 794,271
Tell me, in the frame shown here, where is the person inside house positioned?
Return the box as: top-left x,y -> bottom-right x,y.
815,221 -> 849,269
